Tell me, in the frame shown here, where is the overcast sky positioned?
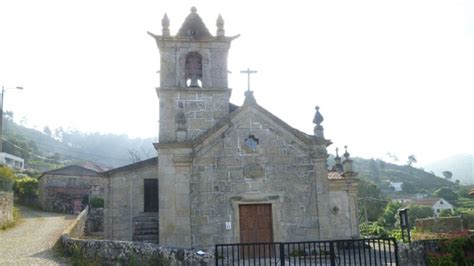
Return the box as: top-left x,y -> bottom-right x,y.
0,0 -> 473,165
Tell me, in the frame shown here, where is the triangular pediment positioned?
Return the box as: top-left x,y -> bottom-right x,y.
192,102 -> 326,155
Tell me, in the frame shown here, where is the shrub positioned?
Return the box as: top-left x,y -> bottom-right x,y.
426,236 -> 474,265
14,176 -> 38,205
90,197 -> 104,208
1,207 -> 21,230
359,222 -> 389,238
0,166 -> 15,191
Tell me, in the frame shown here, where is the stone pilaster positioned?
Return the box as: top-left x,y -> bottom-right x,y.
158,144 -> 193,247
312,144 -> 333,240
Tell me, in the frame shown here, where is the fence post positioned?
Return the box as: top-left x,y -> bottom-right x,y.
215,245 -> 218,266
279,243 -> 285,266
393,238 -> 400,266
329,242 -> 336,266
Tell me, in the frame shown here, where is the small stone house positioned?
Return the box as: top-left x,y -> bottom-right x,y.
413,198 -> 454,217
38,165 -> 107,214
102,7 -> 360,249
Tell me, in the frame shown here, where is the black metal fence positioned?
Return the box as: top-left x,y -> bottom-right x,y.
215,238 -> 399,265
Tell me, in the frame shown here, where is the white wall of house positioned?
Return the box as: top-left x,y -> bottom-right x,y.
389,182 -> 403,192
432,199 -> 454,217
0,152 -> 24,170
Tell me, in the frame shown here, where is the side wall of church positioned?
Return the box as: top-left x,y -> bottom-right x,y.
103,164 -> 157,241
189,109 -> 323,248
329,181 -> 359,239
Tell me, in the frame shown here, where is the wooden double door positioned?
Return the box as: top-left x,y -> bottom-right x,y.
239,204 -> 273,257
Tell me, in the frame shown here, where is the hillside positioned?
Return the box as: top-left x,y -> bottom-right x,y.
351,158 -> 455,193
423,154 -> 474,185
3,115 -> 156,171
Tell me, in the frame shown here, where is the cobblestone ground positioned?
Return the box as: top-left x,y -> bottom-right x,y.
0,205 -> 76,265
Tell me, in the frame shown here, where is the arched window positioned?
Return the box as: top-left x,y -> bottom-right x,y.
185,52 -> 202,87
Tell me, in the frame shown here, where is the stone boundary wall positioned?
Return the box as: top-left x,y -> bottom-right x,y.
415,216 -> 464,232
60,205 -> 212,265
397,240 -> 438,266
61,239 -> 213,265
62,205 -> 89,238
0,192 -> 13,228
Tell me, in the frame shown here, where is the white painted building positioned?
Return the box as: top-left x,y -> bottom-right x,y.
0,152 -> 24,170
389,181 -> 403,192
414,198 -> 454,217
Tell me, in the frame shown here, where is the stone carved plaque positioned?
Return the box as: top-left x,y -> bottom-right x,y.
243,163 -> 264,179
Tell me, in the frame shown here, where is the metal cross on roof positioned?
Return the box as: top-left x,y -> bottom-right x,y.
240,68 -> 257,92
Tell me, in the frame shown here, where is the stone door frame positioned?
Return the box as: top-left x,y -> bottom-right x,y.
231,194 -> 282,243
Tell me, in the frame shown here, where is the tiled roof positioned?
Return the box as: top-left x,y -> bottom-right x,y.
103,157 -> 157,176
41,165 -> 100,178
328,171 -> 345,180
413,198 -> 442,206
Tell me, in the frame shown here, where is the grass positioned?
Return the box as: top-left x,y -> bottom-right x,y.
1,207 -> 22,230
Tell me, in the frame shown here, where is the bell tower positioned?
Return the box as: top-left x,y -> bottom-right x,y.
149,7 -> 238,143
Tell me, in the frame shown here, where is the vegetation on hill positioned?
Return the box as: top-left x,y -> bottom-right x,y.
353,157 -> 455,193
3,112 -> 156,171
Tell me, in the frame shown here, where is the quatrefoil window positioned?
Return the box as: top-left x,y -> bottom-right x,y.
245,135 -> 259,150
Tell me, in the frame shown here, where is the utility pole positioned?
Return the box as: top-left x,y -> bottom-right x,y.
364,197 -> 369,223
0,86 -> 23,153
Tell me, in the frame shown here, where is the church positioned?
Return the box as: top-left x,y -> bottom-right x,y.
103,7 -> 359,249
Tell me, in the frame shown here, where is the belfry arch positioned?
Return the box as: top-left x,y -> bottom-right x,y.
185,51 -> 203,87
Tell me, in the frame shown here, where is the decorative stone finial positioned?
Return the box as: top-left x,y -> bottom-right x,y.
334,147 -> 343,173
313,106 -> 324,138
244,90 -> 257,105
162,13 -> 170,36
191,6 -> 197,13
342,145 -> 353,173
216,14 -> 225,37
313,106 -> 324,126
343,145 -> 350,159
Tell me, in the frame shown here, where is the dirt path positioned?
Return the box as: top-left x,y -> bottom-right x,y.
0,205 -> 76,265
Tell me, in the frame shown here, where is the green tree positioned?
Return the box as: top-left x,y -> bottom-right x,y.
407,204 -> 433,227
43,126 -> 52,137
433,187 -> 458,202
382,201 -> 402,228
439,209 -> 453,217
407,155 -> 417,166
358,179 -> 388,222
14,177 -> 39,205
457,186 -> 473,198
442,170 -> 453,180
402,182 -> 417,194
0,166 -> 15,191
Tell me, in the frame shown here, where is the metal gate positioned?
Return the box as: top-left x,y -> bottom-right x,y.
215,237 -> 399,265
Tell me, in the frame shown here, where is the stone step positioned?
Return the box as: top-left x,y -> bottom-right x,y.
138,212 -> 158,217
134,228 -> 159,235
133,234 -> 159,242
134,222 -> 158,230
134,217 -> 159,223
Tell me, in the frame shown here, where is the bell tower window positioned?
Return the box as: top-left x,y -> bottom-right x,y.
185,52 -> 202,88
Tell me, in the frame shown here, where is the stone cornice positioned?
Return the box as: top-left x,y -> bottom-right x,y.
156,87 -> 232,94
154,142 -> 193,149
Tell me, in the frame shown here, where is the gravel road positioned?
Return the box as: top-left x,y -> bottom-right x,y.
0,205 -> 76,265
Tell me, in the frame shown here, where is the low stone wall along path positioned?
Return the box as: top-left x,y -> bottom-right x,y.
0,205 -> 75,265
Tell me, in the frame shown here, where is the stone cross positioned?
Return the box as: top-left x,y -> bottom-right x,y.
240,68 -> 257,92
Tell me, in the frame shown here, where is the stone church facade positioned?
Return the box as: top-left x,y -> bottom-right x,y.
103,7 -> 359,249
